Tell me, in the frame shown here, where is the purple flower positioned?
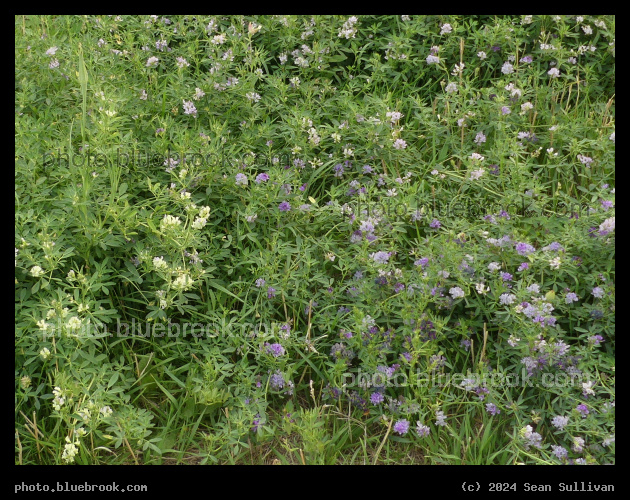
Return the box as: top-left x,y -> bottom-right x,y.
600,200 -> 613,210
542,241 -> 563,252
515,242 -> 536,256
416,423 -> 430,437
235,173 -> 248,186
576,404 -> 589,418
520,55 -> 533,63
518,262 -> 529,271
588,335 -> 604,346
501,106 -> 511,115
551,445 -> 568,460
251,414 -> 263,432
460,339 -> 471,351
269,370 -> 285,390
414,257 -> 429,268
182,100 -> 197,117
370,251 -> 391,264
255,278 -> 266,287
393,282 -> 405,293
591,287 -> 604,298
267,286 -> 276,298
485,403 -> 500,416
299,183 -> 307,191
551,415 -> 569,430
255,172 -> 269,183
393,419 -> 410,435
278,201 -> 291,212
333,163 -> 344,177
430,219 -> 441,229
500,272 -> 513,282
265,343 -> 285,357
370,392 -> 384,405
565,292 -> 579,304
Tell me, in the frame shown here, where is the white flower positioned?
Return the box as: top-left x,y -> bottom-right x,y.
160,214 -> 182,231
527,284 -> 540,294
211,34 -> 226,45
62,441 -> 79,463
449,287 -> 465,299
521,102 -> 534,113
426,54 -> 440,64
582,381 -> 595,396
445,82 -> 458,94
599,217 -> 615,234
77,407 -> 92,423
246,92 -> 262,102
338,16 -> 358,39
192,217 -> 207,229
182,100 -> 197,117
499,293 -> 516,305
199,206 -> 211,219
193,88 -> 205,100
36,319 -> 50,331
440,23 -> 452,35
549,257 -> 562,269
505,83 -> 521,98
386,111 -> 404,123
172,273 -> 193,291
30,266 -> 45,277
66,316 -> 82,331
146,56 -> 159,67
451,63 -> 465,76
470,168 -> 485,181
52,387 -> 65,411
39,347 -> 51,360
477,51 -> 487,60
581,25 -> 593,35
501,62 -> 514,74
548,67 -> 560,78
153,256 -> 168,270
100,406 -> 113,417
475,283 -> 490,294
393,139 -> 407,150
507,334 -> 520,347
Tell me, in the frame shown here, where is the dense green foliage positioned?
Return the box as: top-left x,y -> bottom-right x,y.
16,14 -> 614,465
